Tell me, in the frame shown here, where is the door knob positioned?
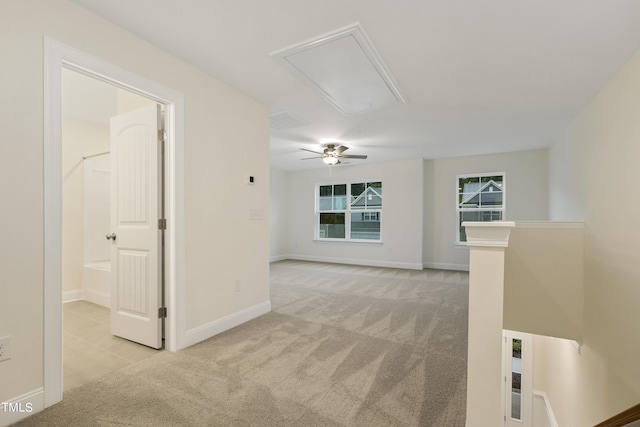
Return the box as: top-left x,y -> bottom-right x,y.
106,233 -> 117,241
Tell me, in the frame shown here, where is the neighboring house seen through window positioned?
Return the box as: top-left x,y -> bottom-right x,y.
457,173 -> 505,242
318,181 -> 382,241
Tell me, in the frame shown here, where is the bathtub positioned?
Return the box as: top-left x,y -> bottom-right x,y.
83,260 -> 111,308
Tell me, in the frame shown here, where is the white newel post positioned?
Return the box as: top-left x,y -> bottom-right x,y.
463,221 -> 514,427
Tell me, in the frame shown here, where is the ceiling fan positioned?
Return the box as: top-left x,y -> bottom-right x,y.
300,144 -> 368,165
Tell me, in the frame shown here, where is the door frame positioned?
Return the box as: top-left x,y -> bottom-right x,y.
44,38 -> 186,408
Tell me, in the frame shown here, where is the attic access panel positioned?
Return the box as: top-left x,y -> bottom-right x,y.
271,23 -> 405,115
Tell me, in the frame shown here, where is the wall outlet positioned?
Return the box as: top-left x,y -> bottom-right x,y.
0,336 -> 11,362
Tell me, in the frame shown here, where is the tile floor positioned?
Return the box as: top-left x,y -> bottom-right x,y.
63,300 -> 161,391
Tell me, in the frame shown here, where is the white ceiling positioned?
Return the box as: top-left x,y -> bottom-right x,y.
72,0 -> 640,171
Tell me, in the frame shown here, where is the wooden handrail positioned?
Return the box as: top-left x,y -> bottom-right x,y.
594,403 -> 640,427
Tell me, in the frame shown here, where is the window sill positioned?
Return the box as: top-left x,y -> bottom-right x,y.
314,238 -> 383,245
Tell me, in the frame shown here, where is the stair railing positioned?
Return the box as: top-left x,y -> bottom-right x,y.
594,403 -> 640,427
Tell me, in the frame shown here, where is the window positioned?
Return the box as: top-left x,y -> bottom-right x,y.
317,181 -> 382,241
457,173 -> 505,242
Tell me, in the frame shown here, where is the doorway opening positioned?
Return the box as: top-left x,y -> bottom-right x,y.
61,68 -> 163,391
44,38 -> 185,409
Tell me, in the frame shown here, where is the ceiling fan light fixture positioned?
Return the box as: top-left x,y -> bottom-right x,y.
323,156 -> 339,165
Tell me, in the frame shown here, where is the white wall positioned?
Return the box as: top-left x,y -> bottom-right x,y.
425,149 -> 549,269
270,150 -> 548,270
62,117 -> 110,293
269,167 -> 288,262
0,0 -> 270,414
540,50 -> 640,425
284,158 -> 424,269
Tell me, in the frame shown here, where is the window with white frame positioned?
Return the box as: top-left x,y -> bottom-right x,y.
317,181 -> 382,241
457,173 -> 505,242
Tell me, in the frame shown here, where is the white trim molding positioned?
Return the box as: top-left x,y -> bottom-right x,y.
269,255 -> 288,263
62,290 -> 83,303
463,221 -> 515,248
514,221 -> 584,230
423,262 -> 470,272
285,254 -> 423,270
184,301 -> 272,348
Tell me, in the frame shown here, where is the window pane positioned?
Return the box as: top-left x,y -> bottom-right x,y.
319,185 -> 332,197
350,212 -> 380,240
319,213 -> 345,238
334,184 -> 347,196
459,177 -> 479,193
319,197 -> 332,211
334,196 -> 347,210
511,338 -> 522,420
351,183 -> 365,197
459,210 -> 503,242
460,193 -> 479,208
367,191 -> 382,208
351,183 -> 382,210
481,175 -> 503,186
479,189 -> 503,208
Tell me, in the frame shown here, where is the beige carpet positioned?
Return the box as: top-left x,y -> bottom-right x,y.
18,260 -> 468,426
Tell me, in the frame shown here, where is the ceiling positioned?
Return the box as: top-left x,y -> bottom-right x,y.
72,0 -> 640,171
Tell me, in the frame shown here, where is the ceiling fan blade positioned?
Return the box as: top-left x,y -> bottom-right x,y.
339,154 -> 367,159
300,148 -> 324,155
335,145 -> 349,154
300,156 -> 324,160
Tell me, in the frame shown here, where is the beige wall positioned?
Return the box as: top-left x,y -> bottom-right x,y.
504,223 -> 584,341
424,149 -> 549,269
542,50 -> 640,424
0,0 -> 269,409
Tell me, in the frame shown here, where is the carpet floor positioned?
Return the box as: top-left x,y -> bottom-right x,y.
17,260 -> 468,426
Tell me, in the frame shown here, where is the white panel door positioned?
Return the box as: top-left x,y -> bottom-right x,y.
109,105 -> 163,349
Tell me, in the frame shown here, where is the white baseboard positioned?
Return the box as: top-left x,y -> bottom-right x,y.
0,387 -> 44,427
269,254 -> 288,263
423,262 -> 470,272
283,254 -> 424,270
83,289 -> 110,308
62,290 -> 83,303
184,300 -> 271,348
62,290 -> 109,307
533,390 -> 559,427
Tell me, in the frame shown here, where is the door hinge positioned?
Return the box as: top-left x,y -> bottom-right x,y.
158,218 -> 167,230
158,129 -> 167,142
158,307 -> 167,318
